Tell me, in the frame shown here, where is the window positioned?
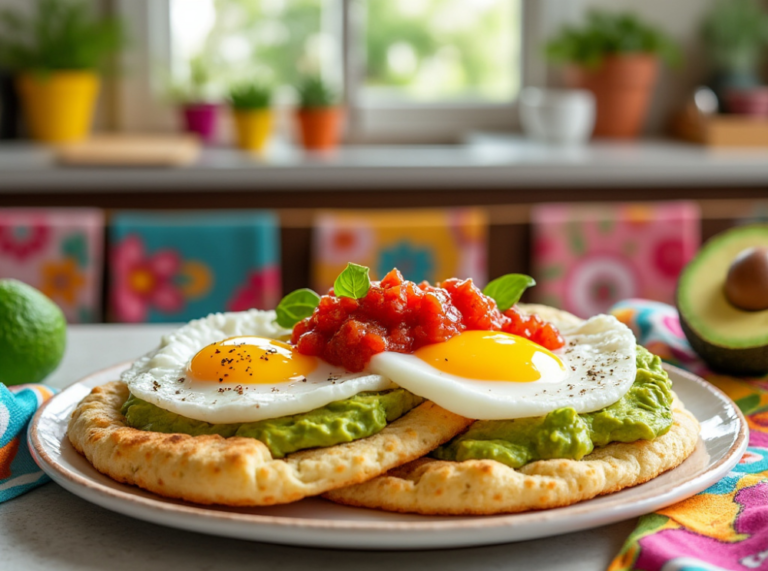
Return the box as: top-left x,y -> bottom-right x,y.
360,0 -> 520,104
169,0 -> 340,102
117,0 -> 545,142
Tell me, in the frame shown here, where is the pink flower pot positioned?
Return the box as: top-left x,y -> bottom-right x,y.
182,103 -> 218,144
725,88 -> 768,117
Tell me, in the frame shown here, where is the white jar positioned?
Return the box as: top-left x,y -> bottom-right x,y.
519,87 -> 596,145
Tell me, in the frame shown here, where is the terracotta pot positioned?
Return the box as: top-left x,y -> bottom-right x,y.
295,107 -> 342,150
565,54 -> 658,139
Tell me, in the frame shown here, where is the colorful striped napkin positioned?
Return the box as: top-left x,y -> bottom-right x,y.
0,383 -> 56,502
609,299 -> 768,571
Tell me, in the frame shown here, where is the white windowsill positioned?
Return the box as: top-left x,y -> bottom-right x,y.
0,136 -> 767,193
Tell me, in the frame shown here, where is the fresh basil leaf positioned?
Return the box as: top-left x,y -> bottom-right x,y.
334,263 -> 371,299
482,274 -> 536,311
274,288 -> 321,328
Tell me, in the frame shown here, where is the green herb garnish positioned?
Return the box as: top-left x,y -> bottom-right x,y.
333,263 -> 371,299
482,274 -> 536,311
274,288 -> 321,329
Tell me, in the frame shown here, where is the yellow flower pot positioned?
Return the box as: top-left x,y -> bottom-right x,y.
233,108 -> 272,152
17,71 -> 100,143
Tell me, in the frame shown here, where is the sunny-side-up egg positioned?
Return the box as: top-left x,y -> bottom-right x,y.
367,314 -> 637,420
121,310 -> 395,424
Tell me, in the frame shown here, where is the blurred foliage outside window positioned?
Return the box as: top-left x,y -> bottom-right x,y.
170,0 -> 328,101
169,0 -> 521,104
362,0 -> 521,103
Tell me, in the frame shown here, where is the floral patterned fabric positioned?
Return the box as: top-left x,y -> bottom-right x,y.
109,211 -> 280,323
312,208 -> 487,292
0,209 -> 104,323
609,299 -> 768,571
531,203 -> 700,319
0,384 -> 56,503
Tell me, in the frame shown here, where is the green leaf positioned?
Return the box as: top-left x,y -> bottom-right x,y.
274,288 -> 321,329
735,393 -> 761,415
334,263 -> 371,299
482,274 -> 536,311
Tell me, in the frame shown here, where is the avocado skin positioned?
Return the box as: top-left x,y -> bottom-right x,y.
679,309 -> 768,376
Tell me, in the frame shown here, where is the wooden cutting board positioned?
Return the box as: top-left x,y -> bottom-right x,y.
57,134 -> 201,166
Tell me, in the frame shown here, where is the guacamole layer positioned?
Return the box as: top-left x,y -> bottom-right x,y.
121,389 -> 423,459
432,346 -> 673,468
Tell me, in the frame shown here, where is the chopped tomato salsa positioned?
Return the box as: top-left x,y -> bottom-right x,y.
291,269 -> 565,372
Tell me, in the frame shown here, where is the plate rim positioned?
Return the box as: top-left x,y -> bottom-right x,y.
29,361 -> 748,533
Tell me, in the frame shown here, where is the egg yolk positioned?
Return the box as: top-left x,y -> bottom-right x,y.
187,336 -> 317,384
414,331 -> 566,383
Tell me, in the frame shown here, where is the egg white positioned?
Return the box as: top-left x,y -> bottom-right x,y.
121,310 -> 395,424
368,314 -> 637,420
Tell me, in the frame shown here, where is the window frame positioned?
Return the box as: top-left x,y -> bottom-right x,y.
114,0 -> 563,143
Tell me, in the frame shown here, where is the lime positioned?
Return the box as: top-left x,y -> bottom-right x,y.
0,279 -> 66,386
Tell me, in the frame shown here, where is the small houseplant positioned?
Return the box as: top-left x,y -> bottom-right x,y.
295,75 -> 342,151
546,11 -> 680,138
701,0 -> 768,115
230,81 -> 273,152
0,0 -> 124,143
170,55 -> 220,144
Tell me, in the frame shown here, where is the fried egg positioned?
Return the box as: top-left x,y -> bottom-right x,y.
122,310 -> 395,424
368,314 -> 637,420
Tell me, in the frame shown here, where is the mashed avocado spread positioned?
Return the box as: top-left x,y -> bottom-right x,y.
432,346 -> 673,468
122,347 -> 670,467
122,389 -> 423,458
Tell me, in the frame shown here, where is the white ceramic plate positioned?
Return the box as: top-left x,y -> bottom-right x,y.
29,363 -> 746,551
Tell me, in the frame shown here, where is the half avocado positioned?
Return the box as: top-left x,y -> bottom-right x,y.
677,225 -> 768,376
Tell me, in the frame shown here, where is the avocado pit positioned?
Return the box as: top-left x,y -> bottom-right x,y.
724,247 -> 768,311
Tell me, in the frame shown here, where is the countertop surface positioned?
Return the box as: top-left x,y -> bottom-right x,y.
2,324 -> 635,571
1,136 -> 768,192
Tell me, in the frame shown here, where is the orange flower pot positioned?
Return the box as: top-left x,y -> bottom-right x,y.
565,54 -> 658,139
295,107 -> 342,151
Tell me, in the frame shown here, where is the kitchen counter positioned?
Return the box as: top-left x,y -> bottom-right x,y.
1,137 -> 768,192
2,324 -> 634,571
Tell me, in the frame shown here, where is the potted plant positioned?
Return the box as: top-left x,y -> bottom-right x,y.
230,81 -> 273,152
295,75 -> 342,151
170,55 -> 220,145
0,0 -> 124,143
701,0 -> 768,116
546,11 -> 680,138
